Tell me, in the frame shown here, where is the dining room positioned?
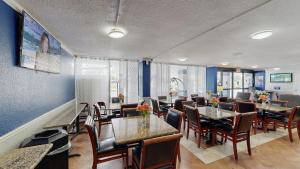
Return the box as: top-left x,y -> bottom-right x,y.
1,0 -> 300,169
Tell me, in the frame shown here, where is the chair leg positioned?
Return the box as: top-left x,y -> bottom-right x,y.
186,122 -> 190,139
183,119 -> 186,130
125,151 -> 129,169
92,162 -> 97,169
253,119 -> 257,135
288,124 -> 293,142
178,146 -> 181,162
297,121 -> 300,140
247,131 -> 251,156
233,139 -> 238,160
197,132 -> 201,148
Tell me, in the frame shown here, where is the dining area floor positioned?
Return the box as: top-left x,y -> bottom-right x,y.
69,123 -> 300,169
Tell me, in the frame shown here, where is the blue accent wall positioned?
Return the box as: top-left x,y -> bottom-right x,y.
138,61 -> 151,97
206,67 -> 217,93
0,1 -> 75,136
143,61 -> 151,97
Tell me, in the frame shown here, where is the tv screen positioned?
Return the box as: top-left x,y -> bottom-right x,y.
270,73 -> 293,83
20,12 -> 61,73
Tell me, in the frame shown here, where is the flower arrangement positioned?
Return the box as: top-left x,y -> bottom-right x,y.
118,93 -> 125,103
210,97 -> 219,108
255,90 -> 269,102
137,103 -> 151,117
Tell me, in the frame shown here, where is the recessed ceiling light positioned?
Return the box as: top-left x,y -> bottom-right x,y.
177,57 -> 187,62
250,30 -> 273,40
273,67 -> 280,71
251,65 -> 258,68
221,62 -> 229,66
108,28 -> 125,38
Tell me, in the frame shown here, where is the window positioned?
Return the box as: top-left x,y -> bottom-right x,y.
151,63 -> 206,97
76,58 -> 139,105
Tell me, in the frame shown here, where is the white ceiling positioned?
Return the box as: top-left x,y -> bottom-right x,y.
15,0 -> 300,69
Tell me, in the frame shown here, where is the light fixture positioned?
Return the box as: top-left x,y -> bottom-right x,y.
221,62 -> 229,66
251,65 -> 258,69
108,28 -> 125,39
178,57 -> 187,62
250,30 -> 273,40
108,0 -> 126,39
273,67 -> 280,71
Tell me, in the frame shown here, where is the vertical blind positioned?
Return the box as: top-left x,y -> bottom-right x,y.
151,63 -> 206,97
75,57 -> 139,106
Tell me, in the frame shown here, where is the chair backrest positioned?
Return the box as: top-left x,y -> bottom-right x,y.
191,94 -> 198,98
195,97 -> 205,106
236,92 -> 251,101
287,106 -> 300,122
174,99 -> 185,112
233,112 -> 257,134
178,96 -> 187,100
121,103 -> 138,117
218,102 -> 235,111
123,108 -> 140,117
236,101 -> 256,113
270,100 -> 288,107
278,94 -> 300,108
219,97 -> 228,102
166,108 -> 183,131
185,105 -> 200,126
139,133 -> 182,169
93,104 -> 101,119
151,99 -> 160,113
97,101 -> 106,108
112,97 -> 120,103
84,116 -> 100,157
158,96 -> 167,100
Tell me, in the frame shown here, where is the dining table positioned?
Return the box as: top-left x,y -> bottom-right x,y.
197,106 -> 238,145
158,97 -> 176,107
111,115 -> 178,145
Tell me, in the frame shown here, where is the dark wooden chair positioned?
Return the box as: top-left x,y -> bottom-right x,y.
85,116 -> 128,169
264,100 -> 288,132
132,133 -> 182,169
166,108 -> 183,161
219,97 -> 228,103
93,104 -> 116,136
112,97 -> 121,103
185,105 -> 210,148
195,97 -> 206,107
215,112 -> 257,160
218,102 -> 236,125
267,106 -> 300,142
97,101 -> 107,115
236,101 -> 258,134
158,96 -> 167,100
191,94 -> 198,102
151,99 -> 165,118
123,108 -> 140,117
120,103 -> 138,117
174,99 -> 185,112
181,101 -> 195,130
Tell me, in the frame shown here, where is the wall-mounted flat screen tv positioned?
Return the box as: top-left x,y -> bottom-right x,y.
20,12 -> 61,73
270,73 -> 293,83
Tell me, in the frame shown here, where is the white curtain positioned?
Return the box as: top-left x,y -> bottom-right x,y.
151,63 -> 170,97
75,58 -> 109,106
75,57 -> 139,106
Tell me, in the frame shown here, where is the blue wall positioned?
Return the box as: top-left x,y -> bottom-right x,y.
0,1 -> 75,136
206,67 -> 217,93
138,61 -> 151,97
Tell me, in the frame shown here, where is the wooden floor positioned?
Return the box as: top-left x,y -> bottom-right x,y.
69,124 -> 300,169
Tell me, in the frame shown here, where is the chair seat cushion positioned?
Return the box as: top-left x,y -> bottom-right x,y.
200,119 -> 211,127
97,137 -> 127,153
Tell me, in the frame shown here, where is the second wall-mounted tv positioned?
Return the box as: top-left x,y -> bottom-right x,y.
19,12 -> 61,73
270,73 -> 293,83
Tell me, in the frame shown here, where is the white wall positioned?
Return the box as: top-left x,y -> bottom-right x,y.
265,66 -> 300,95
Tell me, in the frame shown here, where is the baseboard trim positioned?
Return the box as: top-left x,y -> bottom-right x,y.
0,99 -> 75,155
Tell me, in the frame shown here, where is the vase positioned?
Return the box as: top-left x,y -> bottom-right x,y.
142,115 -> 150,128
